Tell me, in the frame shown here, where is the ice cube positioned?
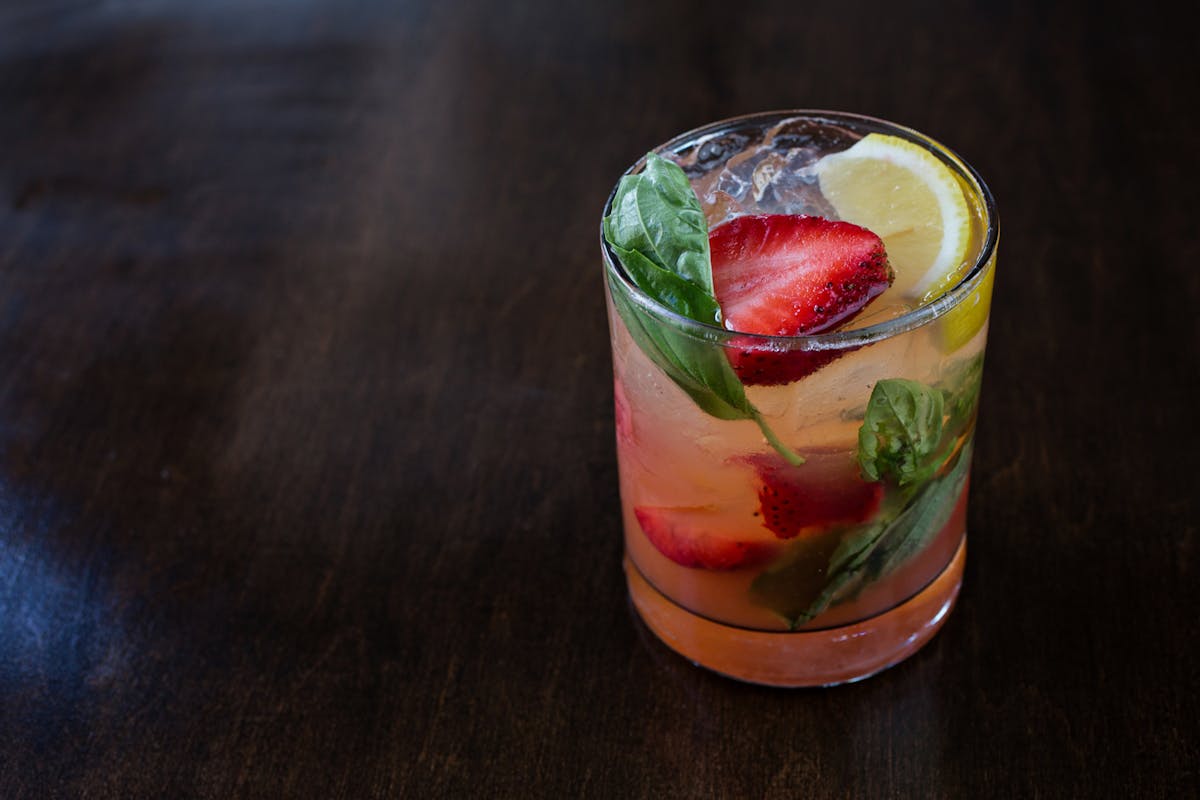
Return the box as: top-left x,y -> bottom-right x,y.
679,130 -> 762,178
764,117 -> 860,154
702,190 -> 747,228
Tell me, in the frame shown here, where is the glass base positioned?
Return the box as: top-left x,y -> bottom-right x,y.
625,537 -> 965,688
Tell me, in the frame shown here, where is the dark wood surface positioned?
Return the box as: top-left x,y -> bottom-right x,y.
1,1 -> 1196,797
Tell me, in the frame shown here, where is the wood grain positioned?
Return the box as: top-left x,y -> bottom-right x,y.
1,1 -> 1195,797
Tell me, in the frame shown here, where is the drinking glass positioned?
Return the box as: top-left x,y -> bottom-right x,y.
602,110 -> 997,686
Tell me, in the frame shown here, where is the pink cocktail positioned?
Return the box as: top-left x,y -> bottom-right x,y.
602,111 -> 997,686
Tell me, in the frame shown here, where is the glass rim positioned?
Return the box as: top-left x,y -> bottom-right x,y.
600,109 -> 999,350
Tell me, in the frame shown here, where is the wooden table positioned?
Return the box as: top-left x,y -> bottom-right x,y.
2,1 -> 1195,797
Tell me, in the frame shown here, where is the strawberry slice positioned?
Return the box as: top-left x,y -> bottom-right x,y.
634,506 -> 779,570
743,451 -> 884,539
710,214 -> 893,385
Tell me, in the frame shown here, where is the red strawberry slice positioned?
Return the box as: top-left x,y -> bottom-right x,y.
743,451 -> 884,539
634,506 -> 779,570
710,214 -> 893,385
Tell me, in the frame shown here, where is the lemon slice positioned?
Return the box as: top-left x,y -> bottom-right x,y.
815,132 -> 972,302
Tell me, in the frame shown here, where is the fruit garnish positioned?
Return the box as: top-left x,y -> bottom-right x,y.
815,132 -> 992,351
634,506 -> 780,570
709,214 -> 894,385
815,132 -> 971,301
742,451 -> 884,540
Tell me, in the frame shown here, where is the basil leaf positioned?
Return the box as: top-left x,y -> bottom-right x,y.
865,442 -> 972,579
603,152 -> 804,462
604,153 -> 756,422
749,526 -> 863,629
604,152 -> 714,294
607,242 -> 722,323
755,372 -> 975,629
941,354 -> 985,434
858,379 -> 945,486
795,522 -> 890,626
609,279 -> 754,420
755,443 -> 972,630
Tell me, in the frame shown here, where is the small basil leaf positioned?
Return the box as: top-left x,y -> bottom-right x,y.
858,379 -> 945,486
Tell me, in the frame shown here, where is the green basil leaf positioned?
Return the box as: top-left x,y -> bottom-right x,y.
608,243 -> 722,323
754,370 -> 975,628
603,151 -> 803,463
755,443 -> 972,629
858,379 -> 945,486
605,153 -> 755,422
603,152 -> 714,294
749,526 -> 863,629
865,442 -> 972,579
941,354 -> 985,434
609,280 -> 754,421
